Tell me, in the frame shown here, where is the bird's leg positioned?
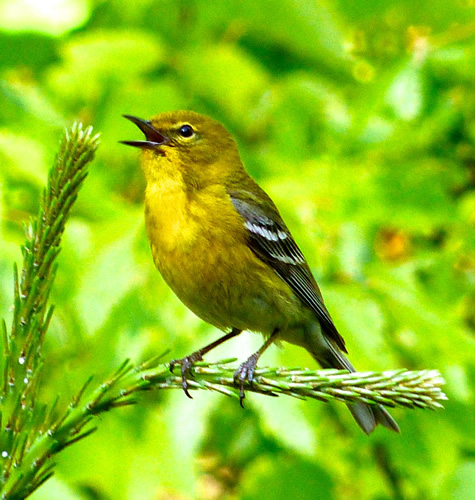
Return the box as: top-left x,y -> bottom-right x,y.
234,329 -> 279,407
170,328 -> 242,398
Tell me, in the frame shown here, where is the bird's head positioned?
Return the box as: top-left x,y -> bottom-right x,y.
121,110 -> 244,189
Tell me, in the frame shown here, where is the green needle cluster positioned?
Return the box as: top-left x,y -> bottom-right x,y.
1,123 -> 99,499
140,361 -> 447,411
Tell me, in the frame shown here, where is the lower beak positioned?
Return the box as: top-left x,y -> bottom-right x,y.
120,115 -> 169,149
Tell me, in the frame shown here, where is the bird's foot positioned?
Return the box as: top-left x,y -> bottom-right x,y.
233,353 -> 260,408
169,352 -> 204,399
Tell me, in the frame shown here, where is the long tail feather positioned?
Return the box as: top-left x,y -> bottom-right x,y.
311,343 -> 400,434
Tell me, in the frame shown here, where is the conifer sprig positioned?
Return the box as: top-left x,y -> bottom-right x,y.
1,123 -> 99,498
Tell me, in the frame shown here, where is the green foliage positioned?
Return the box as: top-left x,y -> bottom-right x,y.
0,0 -> 474,498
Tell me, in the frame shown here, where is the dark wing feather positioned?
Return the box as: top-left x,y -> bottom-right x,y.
229,190 -> 347,353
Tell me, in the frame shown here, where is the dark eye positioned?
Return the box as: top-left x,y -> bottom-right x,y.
178,124 -> 194,138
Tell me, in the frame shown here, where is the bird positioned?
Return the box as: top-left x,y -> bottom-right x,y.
121,110 -> 399,434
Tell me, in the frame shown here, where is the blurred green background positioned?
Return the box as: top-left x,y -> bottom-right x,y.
1,0 -> 474,498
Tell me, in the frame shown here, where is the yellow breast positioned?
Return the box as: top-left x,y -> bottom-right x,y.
145,179 -> 198,253
144,177 -> 298,333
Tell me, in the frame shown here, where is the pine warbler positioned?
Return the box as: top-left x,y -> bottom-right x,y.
121,110 -> 399,434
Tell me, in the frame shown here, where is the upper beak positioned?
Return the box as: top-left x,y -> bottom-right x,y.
120,115 -> 169,149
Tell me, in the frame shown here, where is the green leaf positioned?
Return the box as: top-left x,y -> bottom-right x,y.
75,215 -> 144,334
385,63 -> 425,121
240,454 -> 334,500
180,44 -> 269,127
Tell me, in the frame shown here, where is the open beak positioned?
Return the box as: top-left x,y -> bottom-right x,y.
120,115 -> 169,149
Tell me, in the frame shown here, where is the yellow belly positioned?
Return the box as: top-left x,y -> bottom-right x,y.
144,181 -> 305,335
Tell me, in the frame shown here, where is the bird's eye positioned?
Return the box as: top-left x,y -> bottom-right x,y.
178,124 -> 194,138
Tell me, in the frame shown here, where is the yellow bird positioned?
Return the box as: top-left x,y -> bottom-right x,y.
121,110 -> 399,434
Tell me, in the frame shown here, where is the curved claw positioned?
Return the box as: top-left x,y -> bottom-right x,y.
233,353 -> 259,408
169,353 -> 203,399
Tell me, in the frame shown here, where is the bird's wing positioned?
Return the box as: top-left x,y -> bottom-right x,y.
228,189 -> 347,353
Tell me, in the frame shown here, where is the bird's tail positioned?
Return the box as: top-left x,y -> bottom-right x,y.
312,343 -> 400,435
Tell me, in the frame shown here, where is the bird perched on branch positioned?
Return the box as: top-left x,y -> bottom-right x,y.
121,110 -> 399,434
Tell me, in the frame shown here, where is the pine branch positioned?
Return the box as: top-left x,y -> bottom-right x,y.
0,356 -> 448,498
65,358 -> 449,414
0,123 -> 99,499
